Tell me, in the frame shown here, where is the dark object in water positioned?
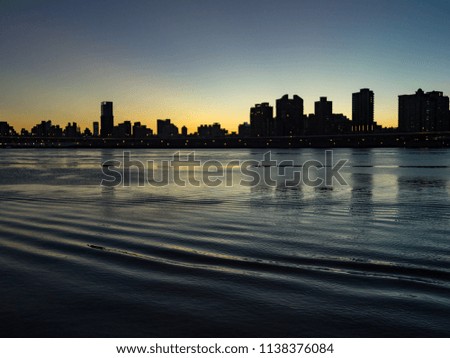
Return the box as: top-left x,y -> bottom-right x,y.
88,244 -> 105,250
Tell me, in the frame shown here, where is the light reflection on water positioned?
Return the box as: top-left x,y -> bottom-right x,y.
0,148 -> 449,337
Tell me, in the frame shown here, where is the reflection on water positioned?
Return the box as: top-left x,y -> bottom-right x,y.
397,176 -> 449,224
350,173 -> 373,216
398,176 -> 448,190
0,148 -> 449,338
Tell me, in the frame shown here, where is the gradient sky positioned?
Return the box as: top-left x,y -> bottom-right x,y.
1,0 -> 450,133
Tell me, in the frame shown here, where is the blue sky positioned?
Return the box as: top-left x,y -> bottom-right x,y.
1,0 -> 450,131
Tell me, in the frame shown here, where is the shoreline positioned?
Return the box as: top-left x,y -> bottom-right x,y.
1,132 -> 450,149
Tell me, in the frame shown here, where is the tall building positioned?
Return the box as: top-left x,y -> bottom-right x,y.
93,122 -> 99,137
352,89 -> 374,133
100,101 -> 114,137
157,119 -> 178,138
276,94 -> 304,136
399,89 -> 450,132
250,102 -> 273,137
306,97 -> 351,135
315,97 -> 333,120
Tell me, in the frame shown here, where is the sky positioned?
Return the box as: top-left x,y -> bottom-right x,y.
1,0 -> 450,133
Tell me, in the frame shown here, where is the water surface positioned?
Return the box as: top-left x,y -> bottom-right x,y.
0,148 -> 449,337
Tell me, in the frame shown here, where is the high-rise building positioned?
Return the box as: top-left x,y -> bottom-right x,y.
352,89 -> 374,133
315,97 -> 333,120
100,101 -> 114,137
399,89 -> 450,132
306,97 -> 351,135
276,94 -> 304,136
93,122 -> 99,137
157,119 -> 178,138
250,102 -> 273,137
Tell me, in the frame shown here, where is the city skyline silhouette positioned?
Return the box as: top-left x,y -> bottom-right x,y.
1,0 -> 450,133
1,87 -> 449,141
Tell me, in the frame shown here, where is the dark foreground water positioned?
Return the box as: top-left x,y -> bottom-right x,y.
0,148 -> 449,337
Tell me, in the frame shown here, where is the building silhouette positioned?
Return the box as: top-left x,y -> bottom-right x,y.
250,102 -> 273,137
93,122 -> 99,137
0,121 -> 16,136
307,97 -> 351,135
352,89 -> 375,133
315,96 -> 333,120
399,89 -> 450,132
276,94 -> 304,136
238,122 -> 251,137
31,120 -> 63,137
197,123 -> 227,138
114,121 -> 132,137
83,127 -> 92,137
64,122 -> 80,137
157,119 -> 178,138
133,122 -> 153,138
181,126 -> 188,137
100,101 -> 114,137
